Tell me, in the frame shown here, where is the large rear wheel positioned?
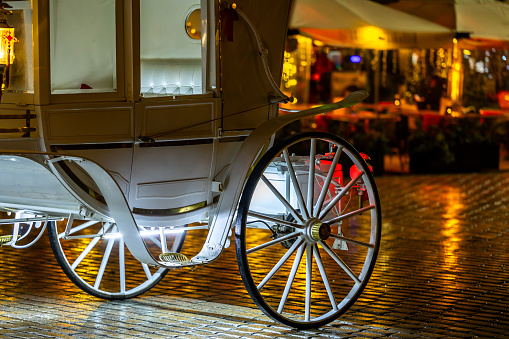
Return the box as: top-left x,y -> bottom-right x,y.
236,132 -> 381,328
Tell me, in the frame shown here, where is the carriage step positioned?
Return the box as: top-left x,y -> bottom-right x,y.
0,235 -> 13,245
159,252 -> 189,263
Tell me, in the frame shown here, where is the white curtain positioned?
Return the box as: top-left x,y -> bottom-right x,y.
50,0 -> 116,92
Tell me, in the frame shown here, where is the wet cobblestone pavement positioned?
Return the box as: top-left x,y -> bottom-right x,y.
1,172 -> 508,338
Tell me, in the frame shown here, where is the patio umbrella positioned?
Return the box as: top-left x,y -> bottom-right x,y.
389,0 -> 509,44
291,0 -> 453,49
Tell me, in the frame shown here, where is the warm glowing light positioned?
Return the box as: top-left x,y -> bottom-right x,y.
450,39 -> 462,101
313,40 -> 324,47
463,50 -> 471,56
0,26 -> 16,65
185,9 -> 201,40
394,99 -> 400,106
103,228 -> 185,239
505,94 -> 509,102
441,188 -> 464,268
358,26 -> 385,49
453,38 -> 458,44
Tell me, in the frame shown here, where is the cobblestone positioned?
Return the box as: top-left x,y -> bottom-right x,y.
1,172 -> 509,337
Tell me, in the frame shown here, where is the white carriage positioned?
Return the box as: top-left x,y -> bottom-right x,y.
0,0 -> 381,328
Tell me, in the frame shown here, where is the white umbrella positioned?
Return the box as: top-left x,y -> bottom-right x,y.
389,0 -> 509,42
291,0 -> 452,32
291,0 -> 453,49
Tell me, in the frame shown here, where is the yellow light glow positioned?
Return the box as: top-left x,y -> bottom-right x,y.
505,94 -> 509,102
313,40 -> 324,47
453,38 -> 458,44
0,26 -> 16,65
358,26 -> 385,49
441,188 -> 464,268
450,39 -> 462,101
394,99 -> 400,106
463,50 -> 471,56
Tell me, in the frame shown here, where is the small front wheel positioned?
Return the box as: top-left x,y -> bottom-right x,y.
48,218 -> 185,299
236,132 -> 381,328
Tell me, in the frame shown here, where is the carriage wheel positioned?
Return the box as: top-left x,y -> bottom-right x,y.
236,132 -> 381,329
48,218 -> 186,299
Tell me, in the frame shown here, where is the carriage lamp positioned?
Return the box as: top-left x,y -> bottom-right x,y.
0,3 -> 17,100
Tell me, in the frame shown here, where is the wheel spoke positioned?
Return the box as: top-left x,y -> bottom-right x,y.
307,138 -> 317,216
145,232 -> 162,248
171,229 -> 186,252
305,243 -> 312,321
283,149 -> 309,219
70,223 -> 113,270
94,236 -> 115,289
142,263 -> 153,280
247,231 -> 301,254
248,211 -> 303,229
314,175 -> 339,216
319,170 -> 364,220
314,147 -> 342,217
277,243 -> 305,314
257,237 -> 303,290
325,204 -> 375,225
313,244 -> 338,311
319,241 -> 361,284
329,234 -> 374,249
119,237 -> 126,293
262,175 -> 304,223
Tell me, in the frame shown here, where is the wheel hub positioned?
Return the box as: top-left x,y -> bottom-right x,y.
304,219 -> 331,242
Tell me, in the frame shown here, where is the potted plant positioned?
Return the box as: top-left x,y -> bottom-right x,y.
408,115 -> 500,173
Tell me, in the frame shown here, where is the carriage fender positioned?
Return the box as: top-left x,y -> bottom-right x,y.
192,90 -> 369,263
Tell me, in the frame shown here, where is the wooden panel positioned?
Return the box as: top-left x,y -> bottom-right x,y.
139,99 -> 218,140
44,103 -> 133,143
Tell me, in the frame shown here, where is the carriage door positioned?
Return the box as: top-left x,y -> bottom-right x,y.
44,0 -> 134,200
128,0 -> 219,224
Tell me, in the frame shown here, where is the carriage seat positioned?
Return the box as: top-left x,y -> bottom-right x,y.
140,59 -> 202,96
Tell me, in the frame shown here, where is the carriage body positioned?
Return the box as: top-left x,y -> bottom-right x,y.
0,0 -> 381,329
0,0 -> 291,226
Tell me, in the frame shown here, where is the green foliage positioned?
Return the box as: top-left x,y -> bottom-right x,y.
408,115 -> 502,172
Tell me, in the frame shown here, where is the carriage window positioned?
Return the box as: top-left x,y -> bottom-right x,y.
1,1 -> 33,94
140,0 -> 202,97
50,0 -> 117,94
